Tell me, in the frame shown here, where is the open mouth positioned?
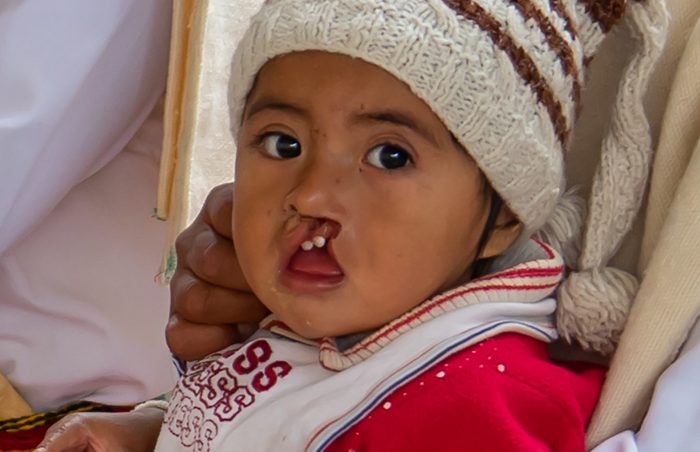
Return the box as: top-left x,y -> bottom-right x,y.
279,217 -> 345,293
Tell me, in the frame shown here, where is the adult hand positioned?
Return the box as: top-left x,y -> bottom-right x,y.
35,408 -> 164,452
166,183 -> 268,362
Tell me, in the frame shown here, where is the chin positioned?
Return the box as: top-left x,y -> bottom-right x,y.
283,317 -> 329,339
263,292 -> 340,339
280,309 -> 361,339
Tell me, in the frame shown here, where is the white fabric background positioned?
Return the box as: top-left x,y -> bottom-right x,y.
0,0 -> 177,411
0,0 -> 169,253
593,318 -> 700,452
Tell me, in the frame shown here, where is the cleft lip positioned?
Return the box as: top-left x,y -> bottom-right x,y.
277,215 -> 345,291
315,220 -> 341,240
279,217 -> 316,268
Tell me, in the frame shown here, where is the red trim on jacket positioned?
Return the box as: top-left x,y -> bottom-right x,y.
328,333 -> 605,452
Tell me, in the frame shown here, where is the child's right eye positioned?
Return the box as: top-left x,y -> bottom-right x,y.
261,133 -> 301,159
365,144 -> 413,170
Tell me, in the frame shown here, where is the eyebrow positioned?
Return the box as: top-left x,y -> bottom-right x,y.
244,98 -> 308,121
244,98 -> 440,148
351,110 -> 440,148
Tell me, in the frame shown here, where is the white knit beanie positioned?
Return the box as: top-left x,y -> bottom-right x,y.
229,0 -> 668,355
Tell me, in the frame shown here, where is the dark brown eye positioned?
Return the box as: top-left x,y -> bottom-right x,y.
366,144 -> 412,170
262,133 -> 301,159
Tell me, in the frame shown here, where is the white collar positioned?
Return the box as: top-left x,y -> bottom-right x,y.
261,239 -> 563,370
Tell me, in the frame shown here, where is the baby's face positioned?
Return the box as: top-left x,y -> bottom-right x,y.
233,51 -> 490,338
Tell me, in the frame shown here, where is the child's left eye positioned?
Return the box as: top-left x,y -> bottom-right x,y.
261,133 -> 301,159
365,144 -> 413,170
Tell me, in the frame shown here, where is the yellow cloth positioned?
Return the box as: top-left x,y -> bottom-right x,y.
0,372 -> 31,421
587,2 -> 700,446
156,0 -> 263,280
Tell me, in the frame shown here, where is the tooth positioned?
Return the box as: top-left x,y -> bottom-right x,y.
312,236 -> 326,248
301,241 -> 314,251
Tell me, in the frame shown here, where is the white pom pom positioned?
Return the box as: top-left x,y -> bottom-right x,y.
535,190 -> 586,268
557,267 -> 639,355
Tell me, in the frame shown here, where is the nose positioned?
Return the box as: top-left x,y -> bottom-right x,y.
284,152 -> 349,220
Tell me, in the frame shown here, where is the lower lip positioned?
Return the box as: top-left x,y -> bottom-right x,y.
279,269 -> 345,294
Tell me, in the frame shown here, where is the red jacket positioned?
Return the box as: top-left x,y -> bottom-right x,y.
329,333 -> 605,452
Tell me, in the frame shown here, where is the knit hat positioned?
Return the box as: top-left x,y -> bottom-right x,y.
229,0 -> 668,354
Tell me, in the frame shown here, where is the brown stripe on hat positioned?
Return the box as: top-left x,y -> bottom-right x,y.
548,0 -> 577,38
509,0 -> 582,107
579,0 -> 627,33
443,0 -> 570,146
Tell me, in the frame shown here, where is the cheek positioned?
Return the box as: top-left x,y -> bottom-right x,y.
233,150 -> 285,228
370,212 -> 476,290
231,184 -> 258,283
349,175 -> 484,306
232,165 -> 281,287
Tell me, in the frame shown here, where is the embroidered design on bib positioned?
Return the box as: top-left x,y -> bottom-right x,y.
165,340 -> 293,451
